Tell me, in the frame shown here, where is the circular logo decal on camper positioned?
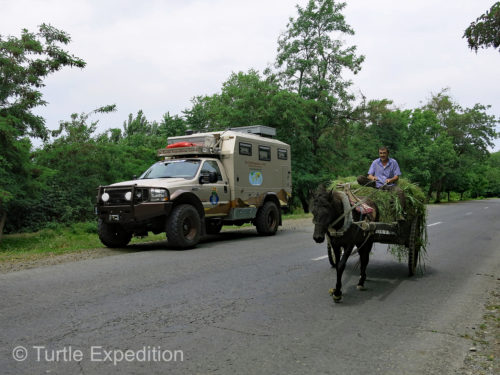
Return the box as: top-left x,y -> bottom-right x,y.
249,171 -> 263,186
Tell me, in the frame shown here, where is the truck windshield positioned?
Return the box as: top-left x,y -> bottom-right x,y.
139,160 -> 201,179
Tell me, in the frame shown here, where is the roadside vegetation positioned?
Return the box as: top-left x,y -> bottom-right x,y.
0,212 -> 312,263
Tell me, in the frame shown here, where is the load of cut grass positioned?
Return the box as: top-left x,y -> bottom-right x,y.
328,177 -> 428,267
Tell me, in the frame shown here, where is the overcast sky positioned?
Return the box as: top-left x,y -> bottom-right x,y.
1,0 -> 499,150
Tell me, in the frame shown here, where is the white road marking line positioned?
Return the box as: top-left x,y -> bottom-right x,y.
465,212 -> 472,215
312,255 -> 328,261
484,207 -> 489,209
427,222 -> 442,227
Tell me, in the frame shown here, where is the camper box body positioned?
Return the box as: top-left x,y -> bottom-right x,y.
165,129 -> 291,220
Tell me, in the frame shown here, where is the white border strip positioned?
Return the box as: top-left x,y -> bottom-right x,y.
311,255 -> 328,261
427,222 -> 442,227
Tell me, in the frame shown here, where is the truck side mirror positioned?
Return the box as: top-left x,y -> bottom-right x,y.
199,171 -> 218,184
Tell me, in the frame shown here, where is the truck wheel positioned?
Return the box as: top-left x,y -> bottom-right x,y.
206,219 -> 223,235
255,201 -> 279,235
98,219 -> 132,248
166,204 -> 201,249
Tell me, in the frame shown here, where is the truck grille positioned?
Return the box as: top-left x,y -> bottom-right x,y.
101,187 -> 149,206
106,188 -> 130,205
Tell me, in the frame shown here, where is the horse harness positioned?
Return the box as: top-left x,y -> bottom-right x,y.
327,185 -> 378,241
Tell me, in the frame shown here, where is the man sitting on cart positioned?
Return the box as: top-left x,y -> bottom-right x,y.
357,146 -> 406,214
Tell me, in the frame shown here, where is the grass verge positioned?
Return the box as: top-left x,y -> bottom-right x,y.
0,213 -> 313,263
0,222 -> 165,263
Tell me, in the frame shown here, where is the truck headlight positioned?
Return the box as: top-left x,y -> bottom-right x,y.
124,191 -> 132,201
101,192 -> 110,202
150,188 -> 169,202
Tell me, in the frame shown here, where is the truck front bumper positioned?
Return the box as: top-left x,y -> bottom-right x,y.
96,202 -> 173,224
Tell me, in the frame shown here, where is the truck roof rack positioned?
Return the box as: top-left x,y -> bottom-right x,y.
228,125 -> 276,138
157,145 -> 220,158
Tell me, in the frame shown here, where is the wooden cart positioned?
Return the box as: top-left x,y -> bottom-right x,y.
326,185 -> 424,276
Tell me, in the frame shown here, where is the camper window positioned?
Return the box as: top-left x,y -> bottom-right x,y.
278,148 -> 288,160
239,142 -> 252,156
259,145 -> 271,161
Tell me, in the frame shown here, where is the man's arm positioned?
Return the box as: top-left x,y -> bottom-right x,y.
367,160 -> 378,180
385,175 -> 399,184
386,159 -> 401,184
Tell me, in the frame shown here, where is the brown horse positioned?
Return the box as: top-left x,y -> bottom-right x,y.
311,186 -> 379,302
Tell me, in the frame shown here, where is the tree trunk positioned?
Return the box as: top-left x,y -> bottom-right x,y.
426,185 -> 433,203
298,190 -> 310,213
447,191 -> 450,202
0,209 -> 6,243
435,178 -> 443,203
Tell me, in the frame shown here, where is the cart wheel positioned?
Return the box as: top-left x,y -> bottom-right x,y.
408,217 -> 420,276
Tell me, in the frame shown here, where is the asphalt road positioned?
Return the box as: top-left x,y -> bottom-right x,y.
1,199 -> 499,375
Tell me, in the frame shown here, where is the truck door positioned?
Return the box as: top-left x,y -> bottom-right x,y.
198,160 -> 231,216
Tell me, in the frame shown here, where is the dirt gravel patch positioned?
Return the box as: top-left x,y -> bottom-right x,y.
456,282 -> 499,375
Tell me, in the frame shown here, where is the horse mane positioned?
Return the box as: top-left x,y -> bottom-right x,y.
312,187 -> 345,225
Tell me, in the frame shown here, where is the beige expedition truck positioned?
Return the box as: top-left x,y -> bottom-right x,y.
95,126 -> 291,249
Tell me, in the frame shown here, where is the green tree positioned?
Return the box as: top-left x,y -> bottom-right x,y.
271,0 -> 364,209
274,0 -> 364,101
402,90 -> 498,202
424,90 -> 497,157
184,70 -> 316,210
348,99 -> 411,177
464,2 -> 500,52
29,107 -> 114,227
184,70 -> 277,132
363,100 -> 408,155
121,110 -> 164,150
484,151 -> 500,196
123,110 -> 153,137
0,24 -> 85,239
399,109 -> 457,202
50,105 -> 116,143
158,112 -> 187,139
28,107 -> 157,230
424,90 -> 497,201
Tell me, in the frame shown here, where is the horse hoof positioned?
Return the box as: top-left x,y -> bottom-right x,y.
357,285 -> 367,291
329,288 -> 342,302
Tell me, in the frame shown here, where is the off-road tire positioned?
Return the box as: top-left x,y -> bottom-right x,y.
166,204 -> 201,249
206,219 -> 223,235
98,219 -> 132,248
255,201 -> 279,235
